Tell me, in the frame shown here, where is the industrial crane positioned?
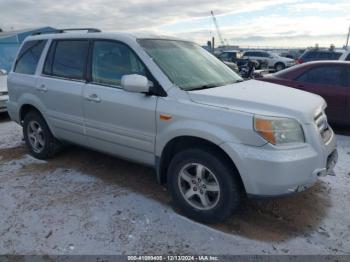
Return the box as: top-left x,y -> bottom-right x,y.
346,25 -> 350,48
210,10 -> 227,46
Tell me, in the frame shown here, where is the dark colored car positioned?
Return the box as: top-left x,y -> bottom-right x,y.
216,50 -> 241,62
258,61 -> 350,126
298,49 -> 350,64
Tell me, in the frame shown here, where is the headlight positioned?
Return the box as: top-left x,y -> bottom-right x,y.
254,115 -> 305,145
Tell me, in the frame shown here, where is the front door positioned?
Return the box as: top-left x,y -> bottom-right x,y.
83,40 -> 157,165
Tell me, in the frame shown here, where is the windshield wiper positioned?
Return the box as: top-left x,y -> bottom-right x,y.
188,80 -> 244,91
188,84 -> 219,91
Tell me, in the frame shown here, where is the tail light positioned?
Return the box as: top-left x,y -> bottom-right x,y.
296,58 -> 303,64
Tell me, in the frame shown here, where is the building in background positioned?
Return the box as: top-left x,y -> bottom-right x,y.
0,27 -> 55,72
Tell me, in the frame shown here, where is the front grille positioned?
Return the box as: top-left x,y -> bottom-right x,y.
0,91 -> 8,96
314,111 -> 332,143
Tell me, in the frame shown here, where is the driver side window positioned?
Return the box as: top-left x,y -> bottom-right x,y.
92,41 -> 146,87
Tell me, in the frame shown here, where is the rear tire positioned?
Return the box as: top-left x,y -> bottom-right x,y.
167,148 -> 242,223
23,111 -> 61,159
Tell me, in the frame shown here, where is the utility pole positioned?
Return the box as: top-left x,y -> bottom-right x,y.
346,25 -> 350,48
212,37 -> 215,53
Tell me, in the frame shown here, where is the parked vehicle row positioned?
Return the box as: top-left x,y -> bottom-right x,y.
7,30 -> 337,223
217,47 -> 350,75
216,50 -> 266,78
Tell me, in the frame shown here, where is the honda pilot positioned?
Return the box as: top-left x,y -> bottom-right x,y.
7,29 -> 338,223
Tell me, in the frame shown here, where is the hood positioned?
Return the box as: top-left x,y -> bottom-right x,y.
188,80 -> 325,124
279,56 -> 295,62
0,75 -> 7,93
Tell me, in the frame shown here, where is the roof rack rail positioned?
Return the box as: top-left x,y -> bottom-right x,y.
31,28 -> 101,36
32,29 -> 60,36
57,28 -> 101,33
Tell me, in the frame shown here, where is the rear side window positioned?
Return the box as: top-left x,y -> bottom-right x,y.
332,52 -> 342,59
318,52 -> 341,60
346,54 -> 350,61
317,52 -> 331,60
297,66 -> 348,86
43,40 -> 89,80
301,51 -> 317,60
259,52 -> 270,58
91,40 -> 146,87
14,40 -> 47,75
301,51 -> 341,62
218,52 -> 230,61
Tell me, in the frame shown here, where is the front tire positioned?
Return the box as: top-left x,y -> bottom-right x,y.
23,111 -> 60,159
167,148 -> 242,223
275,62 -> 285,71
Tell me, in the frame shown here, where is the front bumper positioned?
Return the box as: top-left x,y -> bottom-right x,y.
0,95 -> 8,113
221,129 -> 337,197
286,62 -> 296,67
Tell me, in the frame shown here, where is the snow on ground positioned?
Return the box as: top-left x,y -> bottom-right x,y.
0,116 -> 23,150
0,113 -> 349,255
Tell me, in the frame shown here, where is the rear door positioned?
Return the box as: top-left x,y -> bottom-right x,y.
295,65 -> 348,124
37,39 -> 89,145
8,40 -> 47,115
83,40 -> 157,165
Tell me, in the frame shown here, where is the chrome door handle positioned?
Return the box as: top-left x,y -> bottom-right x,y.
36,84 -> 48,92
86,94 -> 101,103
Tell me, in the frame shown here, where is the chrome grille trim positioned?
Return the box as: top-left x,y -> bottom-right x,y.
314,111 -> 332,143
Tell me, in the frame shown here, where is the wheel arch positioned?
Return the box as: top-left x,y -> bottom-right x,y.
18,103 -> 57,138
20,104 -> 43,123
156,135 -> 245,192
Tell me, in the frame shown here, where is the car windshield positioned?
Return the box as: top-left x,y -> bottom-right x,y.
138,39 -> 242,91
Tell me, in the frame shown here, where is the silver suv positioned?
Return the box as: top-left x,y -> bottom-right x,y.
242,50 -> 296,71
7,30 -> 338,223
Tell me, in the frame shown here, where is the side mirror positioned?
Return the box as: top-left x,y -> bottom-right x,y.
121,74 -> 150,93
0,69 -> 7,76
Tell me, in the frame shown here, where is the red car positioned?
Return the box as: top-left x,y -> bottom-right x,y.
258,61 -> 350,126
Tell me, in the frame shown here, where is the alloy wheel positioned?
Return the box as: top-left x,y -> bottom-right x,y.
178,163 -> 221,210
27,120 -> 45,153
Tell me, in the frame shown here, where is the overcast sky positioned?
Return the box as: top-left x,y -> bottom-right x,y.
0,0 -> 349,47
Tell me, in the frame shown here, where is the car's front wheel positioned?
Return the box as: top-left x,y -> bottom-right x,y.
275,62 -> 285,71
167,148 -> 242,223
23,111 -> 61,159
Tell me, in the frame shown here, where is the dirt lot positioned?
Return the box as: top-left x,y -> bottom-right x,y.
0,113 -> 349,255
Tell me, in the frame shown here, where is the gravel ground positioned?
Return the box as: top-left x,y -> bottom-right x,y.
0,113 -> 349,255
